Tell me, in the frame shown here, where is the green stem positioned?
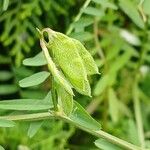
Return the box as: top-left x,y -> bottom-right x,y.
51,76 -> 58,111
66,0 -> 91,35
0,112 -> 144,150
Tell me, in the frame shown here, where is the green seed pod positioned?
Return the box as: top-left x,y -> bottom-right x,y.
40,38 -> 74,96
72,39 -> 99,75
41,29 -> 90,96
40,28 -> 99,96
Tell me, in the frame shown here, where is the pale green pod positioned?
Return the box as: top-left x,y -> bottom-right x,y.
48,32 -> 90,96
72,39 -> 99,75
40,38 -> 74,96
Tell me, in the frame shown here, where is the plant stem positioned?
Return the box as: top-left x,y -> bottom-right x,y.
51,76 -> 58,111
66,0 -> 91,35
0,112 -> 143,150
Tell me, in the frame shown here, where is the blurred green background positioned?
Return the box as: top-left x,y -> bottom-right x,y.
0,0 -> 150,149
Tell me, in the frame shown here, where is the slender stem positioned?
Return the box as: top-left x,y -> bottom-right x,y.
0,112 -> 143,150
66,0 -> 91,35
51,76 -> 58,111
0,112 -> 53,121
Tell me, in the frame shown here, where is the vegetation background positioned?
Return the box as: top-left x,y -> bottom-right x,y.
0,0 -> 150,149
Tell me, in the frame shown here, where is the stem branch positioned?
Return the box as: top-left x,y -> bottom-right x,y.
0,112 -> 144,150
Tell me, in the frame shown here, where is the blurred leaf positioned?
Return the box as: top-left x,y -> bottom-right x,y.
69,101 -> 101,130
0,145 -> 5,150
72,17 -> 94,28
110,50 -> 132,73
28,121 -> 44,138
108,88 -> 119,123
0,99 -> 53,111
143,0 -> 150,15
23,52 -> 47,66
0,71 -> 13,81
3,0 -> 9,11
119,0 -> 145,29
127,119 -> 139,145
94,74 -> 109,96
70,31 -> 93,42
0,85 -> 18,95
83,7 -> 104,17
19,71 -> 50,88
92,0 -> 118,10
0,119 -> 15,128
94,139 -> 122,150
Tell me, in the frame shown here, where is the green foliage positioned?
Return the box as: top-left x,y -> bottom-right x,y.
0,0 -> 150,149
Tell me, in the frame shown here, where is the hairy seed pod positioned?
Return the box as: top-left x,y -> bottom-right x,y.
40,38 -> 74,96
41,30 -> 90,96
40,28 -> 99,96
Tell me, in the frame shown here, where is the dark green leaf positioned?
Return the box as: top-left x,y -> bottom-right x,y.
19,71 -> 50,88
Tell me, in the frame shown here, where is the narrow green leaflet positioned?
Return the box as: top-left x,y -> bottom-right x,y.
82,7 -> 104,17
127,119 -> 139,145
23,52 -> 47,66
109,50 -> 132,73
94,74 -> 110,96
69,101 -> 101,130
0,71 -> 13,81
28,121 -> 44,138
119,0 -> 144,29
19,71 -> 50,88
72,17 -> 94,28
69,31 -> 93,42
72,39 -> 99,75
0,145 -> 5,150
95,139 -> 122,150
0,119 -> 15,128
0,99 -> 53,110
108,88 -> 119,123
0,84 -> 18,95
92,0 -> 118,10
57,85 -> 73,116
3,0 -> 9,11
